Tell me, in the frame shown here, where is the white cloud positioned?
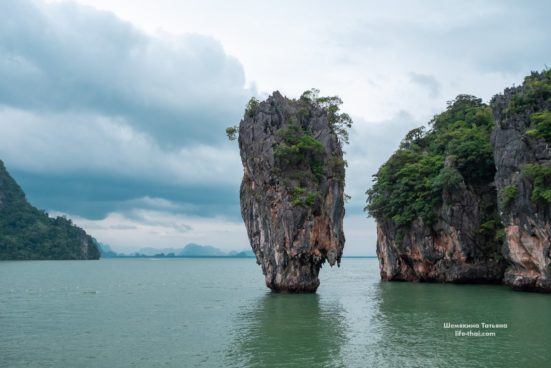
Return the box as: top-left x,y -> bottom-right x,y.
56,208 -> 249,253
59,0 -> 550,122
52,207 -> 376,256
343,214 -> 378,256
345,112 -> 421,207
0,107 -> 242,186
0,0 -> 252,146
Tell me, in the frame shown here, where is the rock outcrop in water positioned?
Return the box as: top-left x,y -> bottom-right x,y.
367,95 -> 505,283
491,70 -> 551,292
375,177 -> 505,283
368,70 -> 551,292
0,160 -> 99,260
236,91 -> 348,292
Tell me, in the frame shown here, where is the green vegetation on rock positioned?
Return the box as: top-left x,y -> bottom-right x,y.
479,216 -> 506,246
291,186 -> 319,207
499,185 -> 519,208
0,160 -> 99,260
227,89 -> 352,148
274,90 -> 352,208
230,89 -> 352,210
526,111 -> 551,142
245,97 -> 259,117
507,69 -> 551,114
226,126 -> 238,141
274,121 -> 325,182
366,95 -> 495,228
507,70 -> 551,206
522,163 -> 551,203
299,88 -> 353,145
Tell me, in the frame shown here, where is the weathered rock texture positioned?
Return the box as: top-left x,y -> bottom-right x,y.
238,92 -> 346,292
368,95 -> 505,283
377,160 -> 504,283
492,72 -> 551,292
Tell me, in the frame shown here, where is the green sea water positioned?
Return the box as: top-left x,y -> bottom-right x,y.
0,258 -> 549,368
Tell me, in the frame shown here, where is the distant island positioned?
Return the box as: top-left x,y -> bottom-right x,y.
0,160 -> 100,260
98,242 -> 255,258
0,159 -> 253,261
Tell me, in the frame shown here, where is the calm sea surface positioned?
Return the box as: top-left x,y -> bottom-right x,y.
0,258 -> 549,368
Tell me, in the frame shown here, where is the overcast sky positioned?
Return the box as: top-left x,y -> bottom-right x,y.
1,0 -> 550,255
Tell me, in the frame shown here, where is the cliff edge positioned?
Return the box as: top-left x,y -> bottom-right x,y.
492,70 -> 551,292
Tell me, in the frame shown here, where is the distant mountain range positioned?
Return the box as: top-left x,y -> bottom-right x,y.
98,243 -> 255,258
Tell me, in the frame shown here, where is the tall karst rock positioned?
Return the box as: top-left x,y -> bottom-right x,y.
236,90 -> 349,292
366,95 -> 505,283
492,70 -> 551,292
0,160 -> 100,260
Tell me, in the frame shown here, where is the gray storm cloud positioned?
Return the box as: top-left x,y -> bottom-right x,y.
0,0 -> 251,222
0,0 -> 251,146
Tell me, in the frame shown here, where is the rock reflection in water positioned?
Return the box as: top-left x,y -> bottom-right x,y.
226,293 -> 347,368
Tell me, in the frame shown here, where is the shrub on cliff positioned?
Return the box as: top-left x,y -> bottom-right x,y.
227,89 -> 352,147
522,164 -> 551,203
300,88 -> 353,145
273,121 -> 325,181
506,69 -> 551,113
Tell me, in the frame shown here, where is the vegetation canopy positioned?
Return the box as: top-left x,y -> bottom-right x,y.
273,121 -> 325,181
226,90 -> 353,146
299,88 -> 353,145
507,69 -> 551,114
365,95 -> 496,228
522,164 -> 551,204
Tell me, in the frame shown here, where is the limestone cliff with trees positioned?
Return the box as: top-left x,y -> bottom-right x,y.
367,69 -> 551,293
230,89 -> 351,292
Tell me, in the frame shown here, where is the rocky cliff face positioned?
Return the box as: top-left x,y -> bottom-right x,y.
367,95 -> 505,283
377,165 -> 504,282
0,160 -> 100,260
492,71 -> 551,292
238,91 -> 346,292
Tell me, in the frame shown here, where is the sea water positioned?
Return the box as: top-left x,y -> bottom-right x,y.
0,258 -> 549,367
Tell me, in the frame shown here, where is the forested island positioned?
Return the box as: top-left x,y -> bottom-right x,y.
367,69 -> 551,292
0,160 -> 99,260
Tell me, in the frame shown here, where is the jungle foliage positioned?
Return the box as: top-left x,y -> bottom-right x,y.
365,95 -> 496,228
